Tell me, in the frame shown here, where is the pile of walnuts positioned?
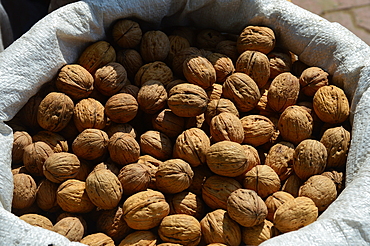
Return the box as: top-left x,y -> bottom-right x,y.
8,18 -> 351,246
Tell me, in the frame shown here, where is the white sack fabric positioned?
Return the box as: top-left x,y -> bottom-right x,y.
1,0 -> 370,245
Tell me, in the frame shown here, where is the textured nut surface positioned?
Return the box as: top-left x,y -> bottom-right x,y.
53,216 -> 86,242
80,233 -> 115,246
172,47 -> 201,76
104,122 -> 136,139
94,62 -> 128,96
282,173 -> 303,197
265,141 -> 295,181
265,191 -> 295,221
242,219 -> 276,246
206,83 -> 223,102
206,52 -> 235,83
105,93 -> 138,123
140,130 -> 172,161
210,112 -> 244,143
12,173 -> 37,209
183,55 -> 216,89
43,152 -> 80,183
237,26 -> 275,54
118,230 -> 157,246
268,50 -> 293,79
140,30 -> 170,62
72,129 -> 109,160
96,206 -> 131,242
299,67 -> 329,96
137,80 -> 167,114
118,163 -> 152,196
137,155 -> 163,190
166,35 -> 191,65
135,61 -> 173,87
32,131 -> 68,153
108,132 -> 140,165
19,214 -> 53,230
169,191 -> 205,220
12,131 -> 32,164
240,115 -> 275,146
216,40 -> 238,62
36,179 -> 59,211
205,98 -> 239,124
112,19 -> 142,48
152,109 -> 185,138
116,49 -> 143,79
23,142 -> 54,176
73,98 -> 106,132
196,29 -> 225,50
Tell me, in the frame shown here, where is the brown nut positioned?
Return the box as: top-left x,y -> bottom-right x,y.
205,98 -> 239,125
53,215 -> 87,242
183,55 -> 216,89
169,191 -> 205,220
140,130 -> 172,161
105,93 -> 138,124
237,26 -> 275,54
188,165 -> 213,196
206,83 -> 223,102
299,67 -> 329,97
265,191 -> 295,221
265,141 -> 295,181
206,52 -> 235,83
19,214 -> 53,230
72,129 -> 109,161
172,47 -> 201,76
196,29 -> 226,50
12,131 -> 32,164
140,30 -> 170,63
151,109 -> 185,138
210,112 -> 244,144
240,115 -> 275,146
135,61 -> 173,87
12,173 -> 37,209
96,206 -> 131,242
108,132 -> 140,166
43,152 -> 80,183
94,62 -> 129,96
112,19 -> 142,48
32,131 -> 68,153
137,80 -> 167,114
80,233 -> 115,246
322,170 -> 344,194
104,122 -> 137,139
268,50 -> 293,79
118,231 -> 157,246
118,163 -> 152,196
23,142 -> 54,176
73,98 -> 106,132
281,173 -> 304,197
116,49 -> 143,79
36,179 -> 59,212
166,35 -> 191,66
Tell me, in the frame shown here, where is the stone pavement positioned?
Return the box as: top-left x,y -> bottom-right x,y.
292,0 -> 370,46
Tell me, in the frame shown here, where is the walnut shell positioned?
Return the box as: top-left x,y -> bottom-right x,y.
32,131 -> 68,153
104,122 -> 137,139
188,165 -> 213,196
200,209 -> 241,246
56,64 -> 94,100
265,141 -> 295,181
265,191 -> 295,221
273,196 -> 318,233
96,206 -> 131,242
80,233 -> 115,246
140,130 -> 172,161
267,72 -> 300,113
206,52 -> 235,83
53,215 -> 87,242
37,92 -> 74,132
118,163 -> 152,196
183,55 -> 216,89
36,179 -> 59,212
169,191 -> 205,220
12,131 -> 32,164
206,83 -> 223,102
108,132 -> 140,165
137,80 -> 167,114
210,112 -> 244,143
73,98 -> 106,132
116,49 -> 143,79
18,95 -> 43,131
155,159 -> 194,194
166,35 -> 191,66
205,98 -> 239,125
135,61 -> 173,87
172,47 -> 201,76
137,155 -> 163,190
299,67 -> 329,97
293,139 -> 327,180
57,179 -> 96,213
242,219 -> 277,245
322,170 -> 344,194
196,29 -> 226,50
105,93 -> 138,123
122,189 -> 169,230
94,62 -> 128,96
222,72 -> 261,112
12,173 -> 37,209
77,40 -> 116,74
202,175 -> 242,210
235,50 -> 270,88
240,115 -> 275,146
151,109 -> 185,138
23,142 -> 54,176
281,173 -> 304,197
313,85 -> 350,124
168,83 -> 209,118
19,214 -> 53,230
237,26 -> 275,54
298,175 -> 337,212
158,214 -> 201,246
43,152 -> 80,183
72,129 -> 108,160
112,19 -> 142,48
215,40 -> 238,62
140,30 -> 170,62
86,168 -> 123,210
118,231 -> 157,246
94,161 -> 120,176
268,50 -> 293,79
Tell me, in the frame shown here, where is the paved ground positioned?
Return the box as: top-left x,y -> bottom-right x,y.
292,0 -> 370,45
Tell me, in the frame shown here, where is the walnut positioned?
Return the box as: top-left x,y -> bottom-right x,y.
94,161 -> 120,176
265,191 -> 295,221
320,126 -> 350,169
215,40 -> 238,62
80,233 -> 115,246
135,61 -> 173,87
56,64 -> 94,100
168,83 -> 209,118
265,141 -> 295,181
322,170 -> 344,194
12,173 -> 37,209
72,129 -> 108,160
12,131 -> 32,164
105,93 -> 138,123
200,209 -> 241,246
281,173 -> 304,197
118,231 -> 157,246
278,105 -> 313,145
32,131 -> 68,153
116,49 -> 143,79
202,175 -> 242,210
112,19 -> 142,48
122,189 -> 169,230
235,50 -> 270,88
240,115 -> 275,146
140,30 -> 170,63
151,109 -> 185,138
206,83 -> 223,102
85,168 -> 123,210
137,155 -> 163,190
268,50 -> 293,79
188,165 -> 213,196
205,98 -> 239,124
43,152 -> 80,183
104,122 -> 136,139
118,163 -> 152,196
313,85 -> 350,124
293,139 -> 327,180
299,67 -> 329,96
210,112 -> 244,143
23,142 -> 54,176
77,40 -> 116,74
96,206 -> 131,242
237,26 -> 275,54
242,165 -> 281,198
166,79 -> 187,93
37,92 -> 74,132
206,53 -> 234,83
196,29 -> 226,50
169,191 -> 205,220
166,35 -> 191,66
94,62 -> 128,96
171,26 -> 197,46
183,55 -> 216,89
158,214 -> 201,246
222,72 -> 261,112
242,219 -> 277,245
36,179 -> 59,212
140,130 -> 172,161
172,47 -> 201,76
137,80 -> 167,114
267,72 -> 300,113
18,95 -> 43,131
53,215 -> 87,242
108,132 -> 140,165
242,144 -> 261,171
273,197 -> 318,233
73,98 -> 106,132
299,175 -> 337,212
57,179 -> 96,213
19,214 -> 53,230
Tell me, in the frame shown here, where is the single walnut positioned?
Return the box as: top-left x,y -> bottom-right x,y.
169,191 -> 205,220
202,175 -> 242,210
281,173 -> 303,197
73,98 -> 106,132
240,115 -> 275,146
72,129 -> 108,160
96,206 -> 131,242
12,173 -> 37,209
293,139 -> 327,180
12,131 -> 32,164
37,92 -> 74,132
140,30 -> 170,62
322,170 -> 344,194
140,130 -> 172,161
242,219 -> 277,245
151,109 -> 185,138
23,142 -> 54,176
116,49 -> 143,79
118,163 -> 152,196
299,67 -> 329,97
299,175 -> 337,212
168,83 -> 208,118
122,189 -> 169,230
77,40 -> 116,74
183,55 -> 216,89
32,131 -> 68,153
210,112 -> 244,143
200,209 -> 241,246
215,40 -> 238,62
57,179 -> 95,213
108,132 -> 140,165
19,214 -> 53,230
278,105 -> 313,145
172,47 -> 201,76
166,35 -> 191,66
56,64 -> 94,100
36,179 -> 59,212
112,19 -> 142,48
227,189 -> 267,227
243,165 -> 281,198
268,50 -> 293,79
235,50 -> 270,88
155,159 -> 194,194
105,93 -> 138,123
273,197 -> 318,233
265,141 -> 295,181
265,191 -> 295,221
237,26 -> 275,54
320,126 -> 350,169
267,72 -> 300,113
158,214 -> 201,246
43,152 -> 80,183
222,72 -> 261,112
205,98 -> 239,124
118,231 -> 157,246
94,62 -> 128,96
53,215 -> 87,242
313,85 -> 350,124
137,80 -> 167,114
80,233 -> 115,246
135,61 -> 173,87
